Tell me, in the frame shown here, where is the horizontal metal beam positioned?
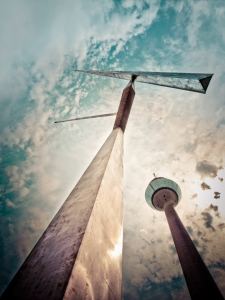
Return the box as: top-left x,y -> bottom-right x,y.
55,113 -> 117,123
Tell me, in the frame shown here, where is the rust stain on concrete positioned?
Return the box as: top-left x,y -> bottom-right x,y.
113,81 -> 135,132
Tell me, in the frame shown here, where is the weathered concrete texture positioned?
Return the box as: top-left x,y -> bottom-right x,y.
1,128 -> 124,300
64,127 -> 123,300
165,203 -> 224,300
113,81 -> 135,132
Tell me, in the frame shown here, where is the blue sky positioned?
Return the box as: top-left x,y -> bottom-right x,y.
0,0 -> 225,299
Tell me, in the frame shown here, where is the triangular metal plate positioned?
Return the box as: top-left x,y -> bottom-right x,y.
199,76 -> 213,92
75,70 -> 213,94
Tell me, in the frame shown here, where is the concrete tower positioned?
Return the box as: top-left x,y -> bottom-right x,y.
145,177 -> 224,300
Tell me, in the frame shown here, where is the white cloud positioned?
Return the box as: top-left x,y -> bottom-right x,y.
5,199 -> 16,208
1,0 -> 225,298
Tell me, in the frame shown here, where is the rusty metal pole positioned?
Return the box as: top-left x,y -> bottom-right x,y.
165,202 -> 224,300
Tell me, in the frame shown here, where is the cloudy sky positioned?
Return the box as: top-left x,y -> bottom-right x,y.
0,0 -> 225,299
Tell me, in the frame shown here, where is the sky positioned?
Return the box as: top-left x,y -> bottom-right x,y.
0,0 -> 225,299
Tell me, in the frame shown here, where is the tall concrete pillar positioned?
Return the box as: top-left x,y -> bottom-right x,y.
1,80 -> 135,300
1,128 -> 123,300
